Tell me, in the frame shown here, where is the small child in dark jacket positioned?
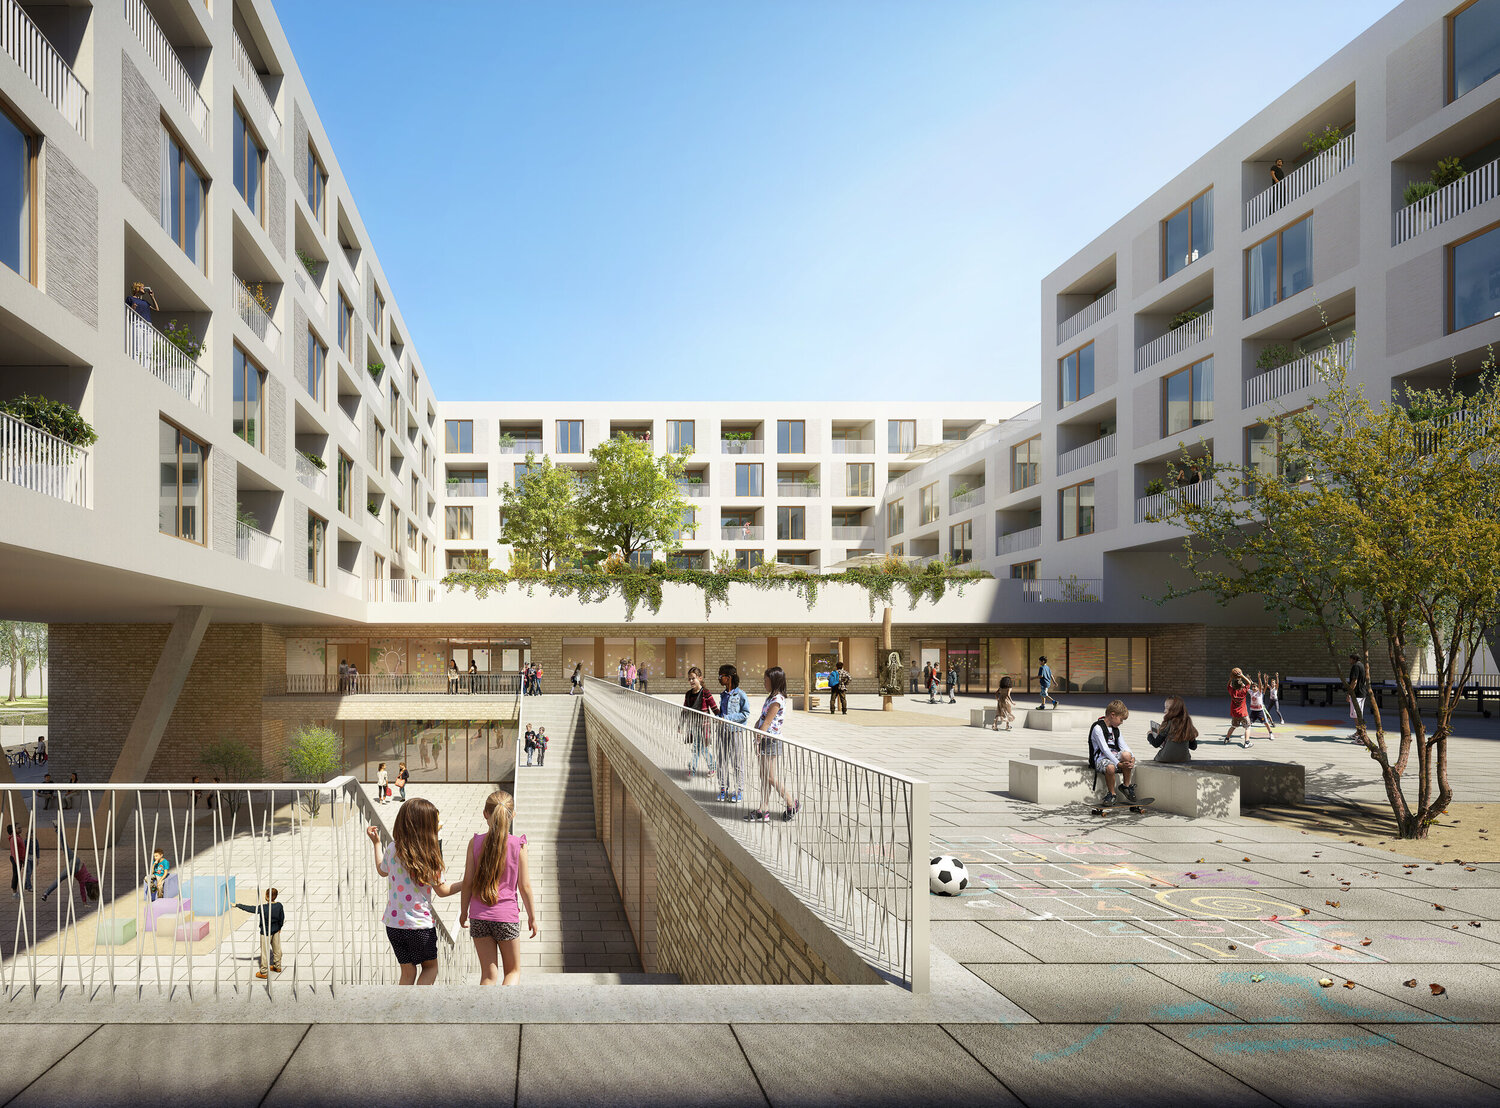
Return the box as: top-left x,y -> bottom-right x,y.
235,888 -> 285,978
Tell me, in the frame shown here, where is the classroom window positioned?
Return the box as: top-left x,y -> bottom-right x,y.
1162,356 -> 1214,436
1060,480 -> 1095,539
158,420 -> 206,543
557,420 -> 584,453
1012,436 -> 1041,490
232,346 -> 266,450
160,125 -> 206,268
1059,342 -> 1094,407
445,420 -> 473,454
1246,215 -> 1313,316
232,105 -> 264,222
1162,188 -> 1214,278
0,105 -> 35,283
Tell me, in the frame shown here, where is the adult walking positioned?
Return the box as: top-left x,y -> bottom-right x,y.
830,661 -> 849,715
745,667 -> 799,823
1347,652 -> 1370,742
459,790 -> 537,986
1149,695 -> 1199,764
715,664 -> 750,803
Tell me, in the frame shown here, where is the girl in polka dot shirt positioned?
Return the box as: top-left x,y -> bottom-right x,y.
365,798 -> 462,985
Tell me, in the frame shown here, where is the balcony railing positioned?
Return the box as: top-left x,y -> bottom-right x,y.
1057,432 -> 1117,476
831,440 -> 875,454
722,524 -> 764,540
1243,337 -> 1354,409
284,672 -> 522,695
776,482 -> 820,497
1136,309 -> 1214,374
1021,577 -> 1102,603
1135,480 -> 1216,524
996,525 -> 1041,554
336,568 -> 361,599
235,520 -> 281,570
676,481 -> 710,498
294,267 -> 327,319
337,405 -> 361,449
123,0 -> 208,137
1245,133 -> 1355,230
831,525 -> 875,542
296,453 -> 328,497
231,29 -> 280,140
1394,156 -> 1500,245
720,439 -> 764,454
124,310 -> 210,411
948,487 -> 986,514
234,277 -> 281,354
1057,288 -> 1117,344
0,412 -> 88,507
444,478 -> 488,498
2,0 -> 87,137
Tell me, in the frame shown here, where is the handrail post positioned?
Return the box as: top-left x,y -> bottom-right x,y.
909,778 -> 929,993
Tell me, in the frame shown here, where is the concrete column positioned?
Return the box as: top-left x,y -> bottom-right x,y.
105,606 -> 211,784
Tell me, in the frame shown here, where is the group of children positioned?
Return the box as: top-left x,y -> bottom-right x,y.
373,762 -> 409,804
523,725 -> 549,767
1222,669 -> 1285,748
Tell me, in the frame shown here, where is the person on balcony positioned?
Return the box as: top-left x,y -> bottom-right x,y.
448,659 -> 461,694
1270,158 -> 1285,187
126,282 -> 159,323
468,659 -> 479,694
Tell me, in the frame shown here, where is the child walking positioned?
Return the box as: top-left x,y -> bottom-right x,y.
745,667 -> 799,823
992,676 -> 1015,731
376,762 -> 389,805
366,798 -> 460,985
459,790 -> 537,985
1224,669 -> 1252,747
1246,679 -> 1276,741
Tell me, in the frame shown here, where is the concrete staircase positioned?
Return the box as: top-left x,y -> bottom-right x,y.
513,695 -> 595,842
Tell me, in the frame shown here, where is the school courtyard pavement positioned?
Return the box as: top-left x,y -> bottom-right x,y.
0,692 -> 1497,1107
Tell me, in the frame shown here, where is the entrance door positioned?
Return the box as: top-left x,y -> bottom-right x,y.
948,641 -> 982,694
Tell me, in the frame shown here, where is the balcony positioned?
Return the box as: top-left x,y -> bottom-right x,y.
1057,288 -> 1117,345
231,29 -> 280,140
284,672 -> 520,695
676,480 -> 710,498
997,526 -> 1040,555
234,277 -> 281,354
0,411 -> 88,507
948,487 -> 986,514
831,525 -> 875,543
720,439 -> 763,454
1021,577 -> 1102,603
1245,133 -> 1354,230
2,0 -> 87,137
1243,337 -> 1353,409
1135,480 -> 1216,524
831,440 -> 875,454
336,568 -> 361,599
337,405 -> 361,449
776,481 -> 820,498
124,310 -> 210,411
1057,432 -> 1117,476
497,438 -> 543,455
235,520 -> 281,570
1136,310 -> 1214,374
294,267 -> 327,320
1394,157 -> 1500,245
123,0 -> 208,138
445,478 -> 488,498
296,452 -> 328,497
722,524 -> 764,540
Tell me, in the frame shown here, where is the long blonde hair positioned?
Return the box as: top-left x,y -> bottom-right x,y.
474,790 -> 515,907
392,797 -> 444,889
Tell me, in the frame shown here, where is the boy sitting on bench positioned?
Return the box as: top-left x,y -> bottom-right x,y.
1089,700 -> 1137,805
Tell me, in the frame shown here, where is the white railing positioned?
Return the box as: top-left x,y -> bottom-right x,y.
2,0 -> 87,137
234,520 -> 280,570
0,412 -> 88,508
1020,577 -> 1103,603
123,0 -> 208,138
234,277 -> 281,354
1243,337 -> 1354,408
720,439 -> 764,454
1057,287 -> 1117,344
379,578 -> 447,604
581,678 -> 928,991
676,482 -> 710,498
444,479 -> 488,498
1057,432 -> 1117,476
284,672 -> 520,695
496,439 -> 543,455
295,453 -> 328,498
831,440 -> 875,454
997,525 -> 1041,554
831,525 -> 875,542
336,568 -> 361,599
123,311 -> 210,411
1136,310 -> 1214,373
0,779 -> 473,999
722,524 -> 764,540
948,487 -> 986,514
1245,133 -> 1355,230
293,268 -> 327,319
1135,480 -> 1217,523
1394,157 -> 1500,244
231,29 -> 279,140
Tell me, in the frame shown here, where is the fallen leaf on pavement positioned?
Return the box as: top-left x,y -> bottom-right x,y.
1430,984 -> 1446,996
1434,904 -> 1445,911
1404,979 -> 1418,987
1326,900 -> 1341,907
1343,981 -> 1356,989
1228,943 -> 1237,951
1317,978 -> 1334,988
1360,939 -> 1372,946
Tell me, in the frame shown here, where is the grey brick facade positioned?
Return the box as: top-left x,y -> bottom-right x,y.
119,53 -> 160,216
41,145 -> 98,328
268,159 -> 286,257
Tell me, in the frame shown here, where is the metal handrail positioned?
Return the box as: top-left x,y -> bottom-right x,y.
124,310 -> 210,410
123,0 -> 208,137
0,412 -> 88,508
1,0 -> 87,137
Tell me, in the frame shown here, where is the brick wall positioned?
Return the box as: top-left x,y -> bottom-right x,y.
41,145 -> 98,328
267,160 -> 286,258
119,54 -> 160,215
1205,625 -> 1400,689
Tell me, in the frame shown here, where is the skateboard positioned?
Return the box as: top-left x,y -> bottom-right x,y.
1090,796 -> 1155,816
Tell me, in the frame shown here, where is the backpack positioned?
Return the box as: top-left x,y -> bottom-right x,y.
1087,717 -> 1116,788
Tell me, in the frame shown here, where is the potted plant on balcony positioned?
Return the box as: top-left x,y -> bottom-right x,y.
1144,478 -> 1166,497
1303,124 -> 1342,154
367,361 -> 384,382
367,500 -> 380,518
159,320 -> 204,363
497,432 -> 516,451
1168,309 -> 1201,332
0,394 -> 98,448
1256,343 -> 1292,372
296,249 -> 319,280
299,450 -> 327,471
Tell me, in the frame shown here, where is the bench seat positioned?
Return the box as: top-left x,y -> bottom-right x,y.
1014,747 -> 1305,817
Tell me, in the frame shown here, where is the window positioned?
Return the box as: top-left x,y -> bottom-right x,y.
776,506 -> 805,541
890,542 -> 904,557
1060,480 -> 1095,539
777,552 -> 812,566
158,420 -> 206,543
832,509 -> 863,528
1451,223 -> 1500,330
389,384 -> 401,430
232,105 -> 264,222
513,461 -> 535,489
337,452 -> 353,515
920,483 -> 939,525
676,507 -> 697,541
1452,0 -> 1500,100
950,520 -> 973,564
1059,341 -> 1094,407
389,510 -> 399,551
1162,356 -> 1214,435
373,289 -> 385,340
735,463 -> 763,496
410,475 -> 418,513
445,507 -> 474,541
667,420 -> 695,453
0,105 -> 35,282
777,420 -> 805,454
338,291 -> 354,358
845,463 -> 874,497
735,549 -> 763,570
373,421 -> 386,475
1246,215 -> 1313,316
160,125 -> 206,268
445,420 -> 473,454
306,144 -> 326,226
306,330 -> 327,404
1246,423 -> 1305,484
449,469 -> 487,496
407,521 -> 418,551
232,346 -> 266,449
557,420 -> 583,453
887,500 -> 904,537
1011,560 -> 1038,580
1013,436 -> 1041,490
888,420 -> 916,453
1162,188 -> 1214,278
307,514 -> 327,585
447,550 -> 484,571
372,554 -> 385,598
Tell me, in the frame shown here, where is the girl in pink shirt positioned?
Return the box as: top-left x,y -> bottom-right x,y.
459,790 -> 537,986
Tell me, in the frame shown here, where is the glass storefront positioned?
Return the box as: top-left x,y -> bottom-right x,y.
919,636 -> 1151,695
338,718 -> 515,783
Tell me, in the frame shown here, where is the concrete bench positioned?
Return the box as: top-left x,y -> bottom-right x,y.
186,875 -> 236,915
1012,750 -> 1241,818
96,917 -> 136,946
1021,709 -> 1093,732
1017,747 -> 1305,817
1028,748 -> 1303,806
970,707 -> 998,727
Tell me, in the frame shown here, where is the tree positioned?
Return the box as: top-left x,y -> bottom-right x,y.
27,624 -> 45,696
283,725 -> 344,817
0,622 -> 18,702
577,433 -> 691,560
201,738 -> 264,819
1151,350 -> 1500,838
498,452 -> 583,569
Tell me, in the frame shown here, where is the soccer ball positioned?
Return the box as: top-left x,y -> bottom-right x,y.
929,855 -> 969,896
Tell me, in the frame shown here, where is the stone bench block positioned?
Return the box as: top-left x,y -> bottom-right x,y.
1028,748 -> 1304,808
96,917 -> 136,946
145,896 -> 190,931
1022,709 -> 1092,731
175,919 -> 211,942
970,708 -> 998,727
186,875 -> 235,915
1009,756 -> 1241,818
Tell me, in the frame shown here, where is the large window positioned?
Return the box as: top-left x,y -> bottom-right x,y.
338,292 -> 354,358
306,330 -> 326,404
1162,188 -> 1214,278
845,462 -> 873,497
1010,561 -> 1038,580
777,420 -> 805,454
1163,356 -> 1214,436
159,420 -> 206,543
667,420 -> 694,453
445,507 -> 473,541
373,289 -> 385,340
373,421 -> 386,475
735,549 -> 763,570
1246,215 -> 1313,316
232,346 -> 266,449
160,125 -> 206,268
888,420 -> 916,453
887,500 -> 904,537
337,452 -> 353,515
1059,342 -> 1094,407
1060,480 -> 1095,540
1452,0 -> 1500,100
307,514 -> 327,586
1013,436 -> 1041,490
919,483 -> 939,525
1451,223 -> 1500,331
306,144 -> 326,226
1246,423 -> 1305,484
950,520 -> 973,564
557,420 -> 584,453
735,463 -> 763,497
445,419 -> 473,454
0,106 -> 35,282
776,506 -> 804,541
232,105 -> 264,222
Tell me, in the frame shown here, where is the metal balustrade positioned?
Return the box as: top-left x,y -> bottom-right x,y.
231,29 -> 279,140
996,525 -> 1040,554
123,0 -> 208,138
722,524 -> 764,540
284,673 -> 521,695
0,412 -> 88,508
831,525 -> 875,542
295,453 -> 328,498
444,478 -> 488,498
948,487 -> 986,513
1136,310 -> 1214,374
1135,480 -> 1217,523
581,678 -> 928,991
1244,134 -> 1355,230
831,440 -> 875,453
124,311 -> 210,410
234,277 -> 281,354
1056,288 -> 1117,344
1243,337 -> 1353,408
676,482 -> 709,498
1056,433 -> 1117,476
719,440 -> 764,454
776,482 -> 821,497
1395,157 -> 1500,245
2,0 -> 87,137
1020,576 -> 1103,603
235,521 -> 281,571
496,439 -> 543,455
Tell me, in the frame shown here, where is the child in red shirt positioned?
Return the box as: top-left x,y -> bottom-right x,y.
1223,669 -> 1252,747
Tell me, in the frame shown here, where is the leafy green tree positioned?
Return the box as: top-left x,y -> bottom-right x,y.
577,433 -> 690,560
283,725 -> 344,817
1151,351 -> 1500,838
498,452 -> 583,569
201,738 -> 263,818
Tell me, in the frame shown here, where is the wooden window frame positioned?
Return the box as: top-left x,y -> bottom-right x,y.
777,420 -> 805,455
556,420 -> 584,454
735,549 -> 764,570
845,462 -> 873,497
337,290 -> 354,359
1160,186 -> 1214,280
1059,478 -> 1095,540
776,505 -> 805,541
1447,218 -> 1500,333
1012,435 -> 1041,491
1058,341 -> 1094,408
0,101 -> 38,284
306,143 -> 327,227
307,512 -> 328,586
159,418 -> 208,545
1010,560 -> 1039,579
232,101 -> 266,226
667,419 -> 695,453
232,344 -> 267,451
919,482 -> 939,525
445,419 -> 473,454
337,451 -> 353,516
890,541 -> 904,557
373,288 -> 386,340
887,500 -> 904,537
889,419 -> 916,454
1448,0 -> 1500,103
1161,355 -> 1215,438
949,519 -> 973,564
735,462 -> 763,497
1244,213 -> 1313,317
161,121 -> 207,267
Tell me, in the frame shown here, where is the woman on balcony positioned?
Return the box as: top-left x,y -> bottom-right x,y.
126,282 -> 159,322
448,659 -> 461,694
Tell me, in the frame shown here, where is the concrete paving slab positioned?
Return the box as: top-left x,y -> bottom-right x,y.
1234,863 -> 1432,889
1363,1024 -> 1500,1088
1298,887 -> 1478,921
965,963 -> 1236,1022
1356,921 -> 1500,961
1143,963 -> 1442,1023
930,920 -> 1039,963
982,919 -> 1197,963
1384,885 -> 1500,917
0,1025 -> 97,1103
1383,863 -> 1500,888
1313,962 -> 1500,1021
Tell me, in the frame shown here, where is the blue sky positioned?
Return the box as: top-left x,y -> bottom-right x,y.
279,0 -> 1399,403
